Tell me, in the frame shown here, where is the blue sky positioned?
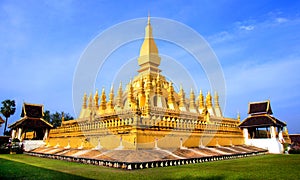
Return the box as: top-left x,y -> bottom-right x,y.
0,0 -> 300,134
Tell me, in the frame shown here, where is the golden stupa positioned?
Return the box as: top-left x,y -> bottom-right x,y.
48,17 -> 244,150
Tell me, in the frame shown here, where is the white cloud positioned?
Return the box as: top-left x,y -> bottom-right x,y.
239,25 -> 254,31
275,17 -> 288,23
207,31 -> 233,44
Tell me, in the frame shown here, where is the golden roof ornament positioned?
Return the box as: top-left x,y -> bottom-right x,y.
198,90 -> 204,109
88,93 -> 93,109
206,91 -> 212,108
128,80 -> 135,108
116,82 -> 123,108
94,89 -> 99,109
107,86 -> 114,110
179,85 -> 186,109
100,88 -> 106,111
82,92 -> 87,109
156,72 -> 162,95
189,88 -> 196,110
214,91 -> 220,108
168,82 -> 175,103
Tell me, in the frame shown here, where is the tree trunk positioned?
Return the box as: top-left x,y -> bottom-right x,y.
3,117 -> 8,135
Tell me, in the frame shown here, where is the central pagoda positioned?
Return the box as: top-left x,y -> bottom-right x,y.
48,17 -> 243,150
138,16 -> 161,74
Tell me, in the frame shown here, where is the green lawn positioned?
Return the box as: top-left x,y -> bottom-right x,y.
0,154 -> 299,180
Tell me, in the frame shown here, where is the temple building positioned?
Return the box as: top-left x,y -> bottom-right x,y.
8,103 -> 53,151
47,17 -> 244,150
239,100 -> 290,153
9,17 -> 292,169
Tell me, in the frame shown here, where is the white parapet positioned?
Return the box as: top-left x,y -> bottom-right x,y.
23,140 -> 46,151
246,138 -> 284,154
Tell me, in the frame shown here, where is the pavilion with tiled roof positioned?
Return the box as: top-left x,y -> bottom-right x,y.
9,103 -> 53,141
239,100 -> 286,138
239,100 -> 290,153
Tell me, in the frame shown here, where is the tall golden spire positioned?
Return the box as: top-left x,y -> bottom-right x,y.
128,80 -> 135,108
138,14 -> 161,74
116,82 -> 123,108
206,91 -> 212,108
88,93 -> 93,109
179,85 -> 186,110
198,90 -> 204,109
99,88 -> 106,111
189,89 -> 196,111
168,82 -> 175,104
107,86 -> 115,112
82,92 -> 87,109
214,92 -> 219,107
94,89 -> 99,109
213,91 -> 222,117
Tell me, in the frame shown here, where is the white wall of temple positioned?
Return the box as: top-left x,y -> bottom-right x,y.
245,138 -> 284,154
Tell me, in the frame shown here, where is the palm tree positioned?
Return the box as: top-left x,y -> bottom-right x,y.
0,99 -> 16,135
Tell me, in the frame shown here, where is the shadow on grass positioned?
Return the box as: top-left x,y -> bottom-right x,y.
0,158 -> 92,180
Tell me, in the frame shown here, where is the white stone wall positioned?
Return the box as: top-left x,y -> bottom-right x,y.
23,140 -> 46,151
245,138 -> 284,154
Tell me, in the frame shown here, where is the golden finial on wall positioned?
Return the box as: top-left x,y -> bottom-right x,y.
94,89 -> 99,109
88,93 -> 93,109
198,90 -> 204,109
206,91 -> 212,108
100,88 -> 106,110
116,82 -> 123,108
82,92 -> 87,109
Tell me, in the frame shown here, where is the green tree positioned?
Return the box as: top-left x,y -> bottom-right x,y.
47,111 -> 73,128
43,110 -> 51,122
0,99 -> 16,135
50,112 -> 61,128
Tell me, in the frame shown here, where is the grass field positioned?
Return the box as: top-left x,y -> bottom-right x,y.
0,154 -> 299,179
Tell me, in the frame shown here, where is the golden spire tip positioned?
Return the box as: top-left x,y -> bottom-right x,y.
147,12 -> 151,24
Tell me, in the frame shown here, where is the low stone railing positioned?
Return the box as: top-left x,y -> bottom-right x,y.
25,150 -> 267,170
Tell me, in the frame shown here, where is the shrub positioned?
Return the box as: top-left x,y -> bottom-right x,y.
288,149 -> 300,154
12,138 -> 20,142
0,141 -> 23,154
